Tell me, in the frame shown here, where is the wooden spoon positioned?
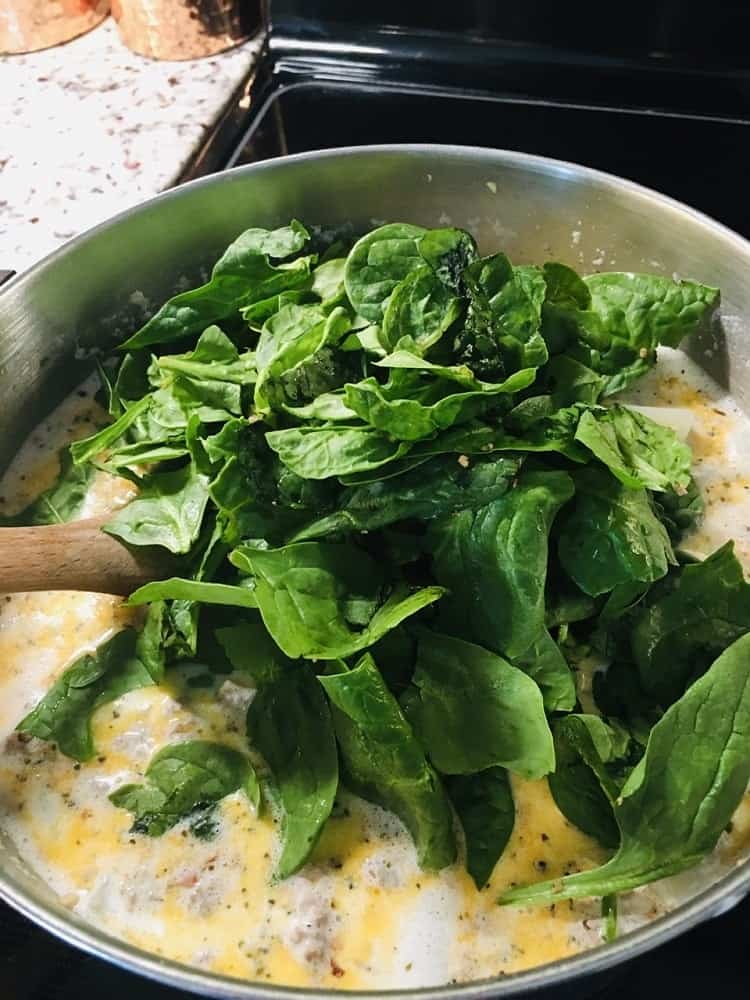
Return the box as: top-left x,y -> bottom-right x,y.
0,518 -> 167,596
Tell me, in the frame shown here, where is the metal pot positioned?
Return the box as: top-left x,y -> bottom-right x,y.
1,144 -> 749,997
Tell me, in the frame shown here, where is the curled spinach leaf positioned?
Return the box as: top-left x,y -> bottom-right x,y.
110,740 -> 259,837
17,618 -> 165,761
574,405 -> 692,494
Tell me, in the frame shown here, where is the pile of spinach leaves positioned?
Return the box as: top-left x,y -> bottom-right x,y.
17,220 -> 750,916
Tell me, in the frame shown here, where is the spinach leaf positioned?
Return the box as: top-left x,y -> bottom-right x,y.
123,221 -> 311,349
290,453 -> 521,542
136,601 -> 169,683
70,395 -> 152,466
343,374 -> 519,443
513,629 -> 576,713
381,266 -> 462,353
128,578 -> 258,609
555,273 -> 719,396
334,415 -> 558,486
402,630 -> 554,780
110,386 -> 190,461
341,323 -> 388,357
375,349 -> 535,394
574,405 -> 692,494
545,565 -> 599,629
150,326 -> 255,423
230,541 -> 444,660
0,447 -> 94,526
254,305 -> 352,414
558,468 -> 675,597
310,257 -> 347,310
284,391 -> 355,422
215,622 -> 283,682
653,475 -> 704,542
547,715 -> 629,850
500,632 -> 750,903
344,223 -> 426,323
457,255 -> 548,378
17,626 -> 161,761
248,658 -> 338,877
416,226 -> 478,293
200,419 -> 285,543
240,289 -> 311,330
446,767 -> 515,889
540,261 -> 592,353
500,400 -> 589,462
275,344 -> 362,410
94,441 -> 190,478
110,740 -> 258,837
429,470 -> 574,659
320,654 -> 456,870
538,355 -> 605,407
103,462 -> 210,554
631,541 -> 750,704
265,425 -> 411,480
584,272 -> 720,351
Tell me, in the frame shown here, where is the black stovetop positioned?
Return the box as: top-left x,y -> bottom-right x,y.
3,2 -> 749,996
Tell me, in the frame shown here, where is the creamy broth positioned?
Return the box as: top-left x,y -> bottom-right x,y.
0,352 -> 749,990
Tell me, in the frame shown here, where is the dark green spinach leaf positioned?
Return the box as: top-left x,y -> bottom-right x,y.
548,715 -> 629,850
558,468 -> 675,597
290,452 -> 520,542
501,632 -> 750,903
320,653 -> 456,870
110,739 -> 258,837
402,630 -> 555,779
631,541 -> 750,704
429,470 -> 574,659
248,656 -> 338,878
230,541 -> 444,660
446,767 -> 515,889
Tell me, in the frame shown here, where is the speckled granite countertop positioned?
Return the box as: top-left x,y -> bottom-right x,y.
0,19 -> 262,274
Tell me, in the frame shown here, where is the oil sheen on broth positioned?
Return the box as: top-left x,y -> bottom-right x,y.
0,349 -> 749,990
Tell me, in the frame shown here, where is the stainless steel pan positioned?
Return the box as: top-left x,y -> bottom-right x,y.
1,144 -> 749,998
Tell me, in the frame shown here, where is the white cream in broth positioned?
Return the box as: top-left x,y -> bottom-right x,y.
0,354 -> 749,990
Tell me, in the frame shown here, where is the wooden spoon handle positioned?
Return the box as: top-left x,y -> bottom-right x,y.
0,518 -> 167,596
